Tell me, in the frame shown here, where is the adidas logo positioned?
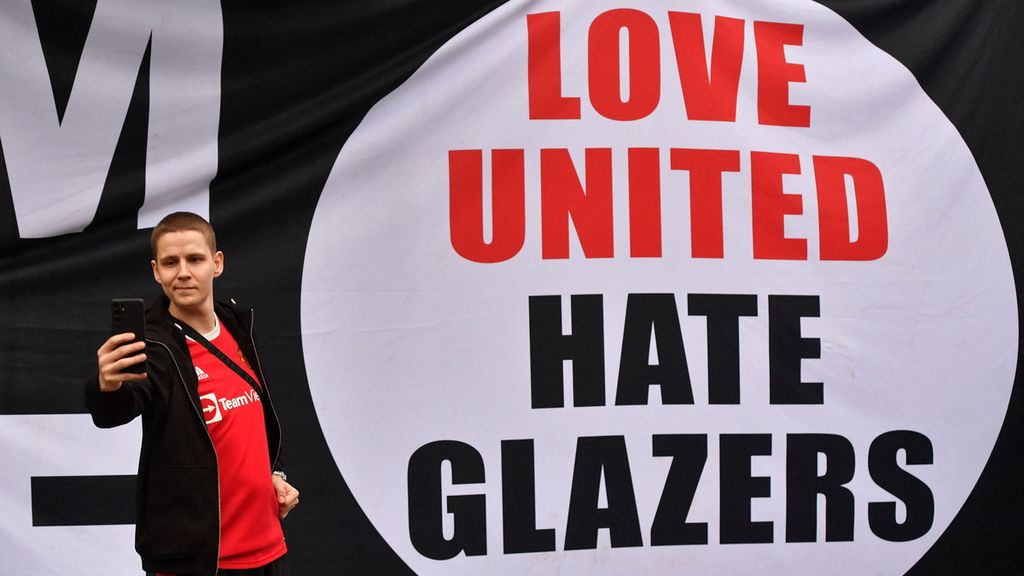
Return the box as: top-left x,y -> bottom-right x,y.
195,365 -> 209,381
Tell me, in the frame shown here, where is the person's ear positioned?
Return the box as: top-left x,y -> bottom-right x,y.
213,251 -> 224,278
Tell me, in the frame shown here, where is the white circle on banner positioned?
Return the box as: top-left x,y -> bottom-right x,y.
301,1 -> 1017,574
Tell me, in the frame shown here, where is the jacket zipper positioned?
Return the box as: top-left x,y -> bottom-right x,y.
148,337 -> 222,576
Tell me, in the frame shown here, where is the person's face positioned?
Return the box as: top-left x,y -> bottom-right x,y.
151,230 -> 223,316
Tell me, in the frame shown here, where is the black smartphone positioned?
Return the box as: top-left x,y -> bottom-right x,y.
111,298 -> 147,373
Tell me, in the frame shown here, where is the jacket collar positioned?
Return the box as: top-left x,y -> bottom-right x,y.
148,294 -> 250,340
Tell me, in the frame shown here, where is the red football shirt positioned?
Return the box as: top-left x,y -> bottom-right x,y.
188,318 -> 287,569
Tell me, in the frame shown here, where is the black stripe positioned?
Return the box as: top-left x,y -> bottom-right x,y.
31,475 -> 136,526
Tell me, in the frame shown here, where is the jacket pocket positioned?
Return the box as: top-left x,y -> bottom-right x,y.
137,464 -> 218,557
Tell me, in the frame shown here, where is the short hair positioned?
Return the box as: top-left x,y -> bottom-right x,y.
151,212 -> 217,258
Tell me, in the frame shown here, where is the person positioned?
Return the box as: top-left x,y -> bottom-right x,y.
86,212 -> 299,576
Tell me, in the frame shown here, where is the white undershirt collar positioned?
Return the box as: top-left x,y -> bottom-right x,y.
178,315 -> 221,341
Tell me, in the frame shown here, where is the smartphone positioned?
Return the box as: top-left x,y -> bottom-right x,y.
111,298 -> 147,374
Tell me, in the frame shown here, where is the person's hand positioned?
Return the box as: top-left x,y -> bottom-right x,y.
97,333 -> 147,392
272,474 -> 300,519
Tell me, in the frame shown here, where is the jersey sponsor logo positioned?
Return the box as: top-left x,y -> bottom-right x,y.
199,392 -> 222,424
198,389 -> 262,426
219,388 -> 262,411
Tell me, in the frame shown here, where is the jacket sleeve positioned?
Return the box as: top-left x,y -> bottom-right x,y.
272,455 -> 286,476
84,372 -> 153,428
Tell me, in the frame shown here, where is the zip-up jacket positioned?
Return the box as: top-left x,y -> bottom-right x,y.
85,296 -> 283,576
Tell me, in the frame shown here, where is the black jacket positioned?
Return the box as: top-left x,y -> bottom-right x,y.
85,296 -> 283,576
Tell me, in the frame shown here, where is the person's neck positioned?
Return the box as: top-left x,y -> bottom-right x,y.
170,302 -> 217,334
